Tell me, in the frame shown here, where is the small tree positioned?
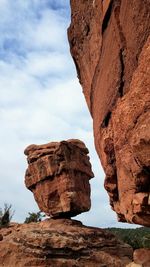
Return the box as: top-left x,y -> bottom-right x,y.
0,203 -> 14,227
24,211 -> 45,223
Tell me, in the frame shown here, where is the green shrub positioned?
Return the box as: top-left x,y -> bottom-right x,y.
143,234 -> 150,248
0,203 -> 14,227
24,211 -> 45,223
107,227 -> 150,249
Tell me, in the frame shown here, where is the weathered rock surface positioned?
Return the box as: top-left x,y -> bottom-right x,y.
24,139 -> 94,218
126,262 -> 141,267
133,248 -> 150,267
0,219 -> 133,267
127,248 -> 150,267
68,0 -> 150,226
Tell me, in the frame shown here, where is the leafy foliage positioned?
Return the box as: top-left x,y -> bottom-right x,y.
0,203 -> 14,227
107,227 -> 150,249
24,211 -> 45,223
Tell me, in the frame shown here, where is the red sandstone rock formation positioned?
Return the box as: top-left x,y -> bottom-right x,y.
0,219 -> 133,267
133,248 -> 150,267
24,139 -> 94,218
68,0 -> 150,226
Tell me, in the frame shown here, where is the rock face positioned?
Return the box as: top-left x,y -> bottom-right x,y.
68,0 -> 150,226
0,219 -> 133,267
24,139 -> 94,218
133,248 -> 150,267
127,249 -> 150,267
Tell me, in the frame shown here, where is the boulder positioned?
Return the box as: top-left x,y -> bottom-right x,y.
134,248 -> 150,267
24,139 -> 94,218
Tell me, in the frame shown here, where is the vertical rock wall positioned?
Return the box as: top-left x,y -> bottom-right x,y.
68,0 -> 150,226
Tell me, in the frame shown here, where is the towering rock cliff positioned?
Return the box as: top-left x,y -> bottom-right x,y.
68,0 -> 150,226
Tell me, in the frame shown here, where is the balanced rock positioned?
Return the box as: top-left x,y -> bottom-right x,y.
0,219 -> 133,267
24,139 -> 94,218
68,0 -> 150,226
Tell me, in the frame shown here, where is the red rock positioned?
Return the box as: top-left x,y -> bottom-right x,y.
24,139 -> 94,218
134,249 -> 150,267
126,263 -> 141,267
0,219 -> 133,267
0,234 -> 3,241
68,0 -> 150,226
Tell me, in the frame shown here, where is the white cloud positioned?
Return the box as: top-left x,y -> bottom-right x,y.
24,51 -> 72,78
25,9 -> 67,50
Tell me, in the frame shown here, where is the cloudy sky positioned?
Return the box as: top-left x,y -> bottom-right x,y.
0,0 -> 136,228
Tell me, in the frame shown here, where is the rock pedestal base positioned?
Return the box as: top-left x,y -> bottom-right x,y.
0,219 -> 133,267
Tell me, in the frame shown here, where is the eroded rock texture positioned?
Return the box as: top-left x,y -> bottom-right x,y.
68,0 -> 150,226
24,139 -> 94,218
0,219 -> 133,267
133,248 -> 150,267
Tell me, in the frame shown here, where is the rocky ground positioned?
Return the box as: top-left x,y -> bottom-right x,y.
0,219 -> 133,267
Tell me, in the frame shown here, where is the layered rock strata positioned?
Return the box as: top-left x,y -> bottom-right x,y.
68,0 -> 150,226
24,139 -> 94,218
0,219 -> 133,267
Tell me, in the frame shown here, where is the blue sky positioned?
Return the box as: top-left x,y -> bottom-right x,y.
0,0 -> 136,228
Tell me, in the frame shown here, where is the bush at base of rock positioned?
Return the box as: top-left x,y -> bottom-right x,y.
24,211 -> 45,223
0,204 -> 14,227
